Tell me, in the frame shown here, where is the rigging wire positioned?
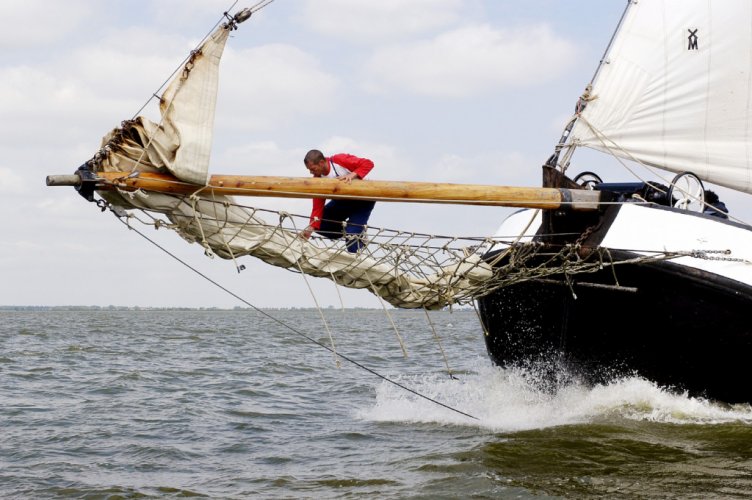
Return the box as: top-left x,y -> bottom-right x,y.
588,0 -> 633,86
129,0 -> 276,119
93,0 -> 272,186
130,0 -> 238,119
109,207 -> 480,422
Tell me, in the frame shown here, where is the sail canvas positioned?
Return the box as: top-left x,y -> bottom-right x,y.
97,25 -> 230,186
570,0 -> 752,194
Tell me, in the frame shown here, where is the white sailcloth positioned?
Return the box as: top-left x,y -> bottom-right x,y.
99,24 -> 229,185
569,0 -> 752,195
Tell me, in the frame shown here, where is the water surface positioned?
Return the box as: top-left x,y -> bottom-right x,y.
2,309 -> 751,498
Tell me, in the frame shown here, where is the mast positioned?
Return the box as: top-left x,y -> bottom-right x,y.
586,0 -> 634,87
548,0 -> 634,172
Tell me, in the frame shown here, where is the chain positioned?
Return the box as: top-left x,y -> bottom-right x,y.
688,249 -> 747,263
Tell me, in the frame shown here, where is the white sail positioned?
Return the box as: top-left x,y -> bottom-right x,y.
98,25 -> 230,185
159,26 -> 228,185
569,0 -> 752,195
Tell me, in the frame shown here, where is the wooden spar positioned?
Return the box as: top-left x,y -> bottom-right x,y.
46,170 -> 601,210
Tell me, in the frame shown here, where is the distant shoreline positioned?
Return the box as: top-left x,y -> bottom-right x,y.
0,305 -> 367,311
0,305 -> 472,312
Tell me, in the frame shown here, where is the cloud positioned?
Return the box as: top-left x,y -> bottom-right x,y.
211,141 -> 312,216
214,44 -> 340,133
70,28 -> 192,97
429,151 -> 532,185
0,64 -> 143,151
299,0 -> 464,42
0,26 -> 196,152
0,168 -> 25,194
0,0 -> 98,49
362,24 -> 579,97
148,0 -> 238,24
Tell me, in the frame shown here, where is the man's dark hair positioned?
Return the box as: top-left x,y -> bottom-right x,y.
704,190 -> 719,204
304,149 -> 325,165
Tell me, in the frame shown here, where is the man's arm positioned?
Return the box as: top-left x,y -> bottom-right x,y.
300,198 -> 325,239
330,153 -> 374,180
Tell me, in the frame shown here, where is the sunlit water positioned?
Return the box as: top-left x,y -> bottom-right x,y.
2,309 -> 751,498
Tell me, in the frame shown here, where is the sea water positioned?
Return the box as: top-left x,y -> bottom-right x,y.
2,308 -> 752,498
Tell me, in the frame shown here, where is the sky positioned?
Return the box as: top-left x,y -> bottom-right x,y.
3,0 -> 749,309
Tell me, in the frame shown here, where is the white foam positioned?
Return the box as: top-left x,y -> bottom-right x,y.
357,361 -> 752,431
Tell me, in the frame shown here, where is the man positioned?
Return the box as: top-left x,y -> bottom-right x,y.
300,149 -> 376,252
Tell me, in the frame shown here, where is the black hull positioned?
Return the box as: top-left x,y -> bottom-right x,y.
478,253 -> 752,403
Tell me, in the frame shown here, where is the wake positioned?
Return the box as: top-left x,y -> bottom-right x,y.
358,360 -> 752,431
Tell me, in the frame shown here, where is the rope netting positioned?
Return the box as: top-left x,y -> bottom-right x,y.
99,187 -> 691,310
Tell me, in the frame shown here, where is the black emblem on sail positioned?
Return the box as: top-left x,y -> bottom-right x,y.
688,28 -> 698,50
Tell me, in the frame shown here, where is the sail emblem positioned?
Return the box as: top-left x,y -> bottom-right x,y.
687,28 -> 699,50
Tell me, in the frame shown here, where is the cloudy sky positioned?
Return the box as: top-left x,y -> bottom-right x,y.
3,0 -> 748,308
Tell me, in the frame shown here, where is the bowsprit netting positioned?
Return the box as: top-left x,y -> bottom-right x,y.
101,188 -> 688,309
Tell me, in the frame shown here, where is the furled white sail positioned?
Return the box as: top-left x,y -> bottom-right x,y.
99,24 -> 229,185
160,26 -> 228,185
570,0 -> 752,195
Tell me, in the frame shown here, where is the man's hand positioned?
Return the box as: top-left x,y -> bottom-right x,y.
337,171 -> 359,183
300,225 -> 313,240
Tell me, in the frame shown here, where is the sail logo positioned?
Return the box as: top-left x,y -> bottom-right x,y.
688,28 -> 699,50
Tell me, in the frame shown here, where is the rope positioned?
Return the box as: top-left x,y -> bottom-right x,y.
128,0 -> 276,120
108,188 -> 705,311
128,1 -> 240,120
107,204 -> 479,421
295,256 -> 341,368
248,0 -> 277,13
576,115 -> 752,226
423,308 -> 455,379
470,301 -> 489,337
366,273 -> 408,358
329,272 -> 346,311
